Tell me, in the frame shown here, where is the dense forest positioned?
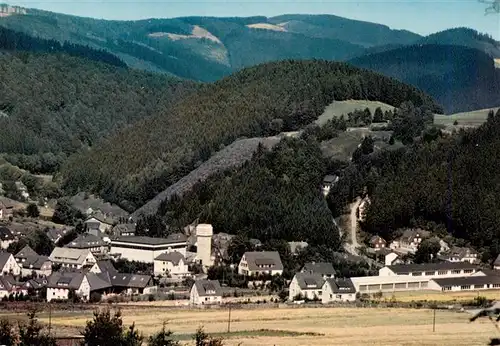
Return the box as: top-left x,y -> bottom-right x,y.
0,52 -> 197,173
60,60 -> 441,211
349,44 -> 500,112
0,26 -> 126,68
346,109 -> 500,261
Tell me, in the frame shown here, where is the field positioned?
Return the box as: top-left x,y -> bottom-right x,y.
434,107 -> 499,127
6,306 -> 495,345
315,100 -> 395,126
387,289 -> 500,303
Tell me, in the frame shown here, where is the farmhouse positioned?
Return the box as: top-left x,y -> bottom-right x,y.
390,229 -> 430,253
379,262 -> 479,278
65,233 -> 107,254
300,262 -> 336,279
238,251 -> 283,277
428,275 -> 500,292
190,279 -> 222,305
89,260 -> 117,275
48,248 -> 96,269
440,247 -> 478,264
111,223 -> 136,237
0,252 -> 21,276
84,213 -> 115,234
0,227 -> 15,249
369,236 -> 387,250
15,246 -> 52,277
321,278 -> 357,303
289,272 -> 325,301
153,251 -> 189,277
46,272 -> 90,302
99,271 -> 155,295
110,234 -> 187,263
0,275 -> 27,298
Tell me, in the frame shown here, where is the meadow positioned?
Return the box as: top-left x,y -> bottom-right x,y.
6,306 -> 494,346
315,100 -> 395,126
434,107 -> 499,127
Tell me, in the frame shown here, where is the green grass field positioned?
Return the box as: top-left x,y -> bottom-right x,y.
315,100 -> 395,126
434,108 -> 499,127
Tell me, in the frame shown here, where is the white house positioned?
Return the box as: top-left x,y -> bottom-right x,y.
15,246 -> 52,278
300,262 -> 336,279
321,278 -> 357,303
379,262 -> 479,278
389,229 -> 430,253
440,247 -> 479,264
0,252 -> 21,276
190,280 -> 222,305
46,272 -> 90,302
0,275 -> 27,298
48,248 -> 96,269
154,251 -> 189,277
321,175 -> 339,196
238,251 -> 283,277
110,234 -> 187,263
289,272 -> 325,301
384,252 -> 401,266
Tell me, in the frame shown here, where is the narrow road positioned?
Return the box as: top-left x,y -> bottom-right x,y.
349,197 -> 362,250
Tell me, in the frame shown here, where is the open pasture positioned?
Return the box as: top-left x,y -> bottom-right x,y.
10,306 -> 494,345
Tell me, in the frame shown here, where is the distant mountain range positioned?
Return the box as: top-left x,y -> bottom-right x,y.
0,9 -> 499,112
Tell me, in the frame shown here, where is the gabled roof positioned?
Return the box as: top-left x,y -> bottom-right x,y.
19,255 -> 50,270
323,175 -> 338,184
65,233 -> 105,249
324,278 -> 356,294
15,245 -> 38,259
49,248 -> 93,265
386,262 -> 479,274
104,272 -> 153,288
86,272 -> 112,291
193,280 -> 222,297
301,262 -> 336,276
445,246 -> 478,258
112,223 -> 136,236
370,235 -> 386,245
47,272 -> 85,289
93,260 -> 117,274
0,227 -> 14,241
154,251 -> 185,265
241,251 -> 283,271
399,229 -> 430,242
0,252 -> 13,270
23,278 -> 48,290
294,272 -> 325,290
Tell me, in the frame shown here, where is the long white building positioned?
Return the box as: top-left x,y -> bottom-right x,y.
379,262 -> 479,278
110,234 -> 187,263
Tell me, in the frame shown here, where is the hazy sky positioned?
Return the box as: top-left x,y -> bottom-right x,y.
4,0 -> 500,39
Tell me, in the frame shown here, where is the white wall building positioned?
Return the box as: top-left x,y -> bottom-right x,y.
195,224 -> 214,269
428,275 -> 500,292
110,234 -> 187,263
190,280 -> 222,305
289,272 -> 325,301
0,253 -> 21,276
238,251 -> 283,277
154,251 -> 189,277
48,248 -> 96,269
321,278 -> 357,303
379,262 -> 479,279
46,272 -> 90,302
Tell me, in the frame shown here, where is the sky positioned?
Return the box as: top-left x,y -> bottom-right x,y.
4,0 -> 500,39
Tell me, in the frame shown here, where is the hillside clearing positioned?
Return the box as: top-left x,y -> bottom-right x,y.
315,100 -> 395,126
246,23 -> 287,32
25,306 -> 493,345
434,107 -> 500,127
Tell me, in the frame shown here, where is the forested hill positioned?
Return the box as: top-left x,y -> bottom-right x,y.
0,25 -> 126,67
60,60 -> 442,211
0,10 -> 420,81
361,110 -> 500,260
0,52 -> 197,172
348,44 -> 500,113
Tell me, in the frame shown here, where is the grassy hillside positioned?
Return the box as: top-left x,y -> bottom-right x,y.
0,10 -> 421,81
60,60 -> 441,211
0,51 -> 197,172
349,44 -> 500,113
434,107 -> 500,127
315,100 -> 395,126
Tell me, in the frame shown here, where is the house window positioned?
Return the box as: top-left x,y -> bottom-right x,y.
464,269 -> 473,274
442,286 -> 451,291
411,272 -> 422,276
425,271 -> 435,276
452,270 -> 462,274
492,284 -> 500,288
438,271 -> 447,275
460,285 -> 471,290
474,284 -> 484,289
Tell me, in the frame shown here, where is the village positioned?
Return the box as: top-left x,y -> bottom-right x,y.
0,180 -> 500,309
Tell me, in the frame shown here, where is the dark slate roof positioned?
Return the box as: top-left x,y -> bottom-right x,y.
19,255 -> 50,270
0,227 -> 14,241
386,262 -> 479,274
65,233 -> 105,249
47,272 -> 85,289
0,252 -> 12,270
294,272 -> 325,290
242,251 -> 283,271
112,233 -> 187,246
103,272 -> 153,289
325,278 -> 356,294
301,262 -> 336,276
432,275 -> 500,287
15,245 -> 38,259
370,235 -> 387,245
94,260 -> 117,274
154,251 -> 185,264
193,280 -> 222,297
323,175 -> 338,183
23,278 -> 48,290
86,272 -> 112,291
